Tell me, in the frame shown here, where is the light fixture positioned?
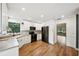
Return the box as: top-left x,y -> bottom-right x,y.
22,8 -> 26,11
40,14 -> 44,18
61,15 -> 64,18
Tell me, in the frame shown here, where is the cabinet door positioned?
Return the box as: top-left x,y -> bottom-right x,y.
0,47 -> 19,56
18,39 -> 22,48
17,36 -> 31,48
18,37 -> 24,48
26,36 -> 31,43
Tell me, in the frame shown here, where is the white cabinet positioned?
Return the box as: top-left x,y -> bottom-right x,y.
57,35 -> 66,45
0,47 -> 19,56
17,35 -> 31,48
0,38 -> 19,56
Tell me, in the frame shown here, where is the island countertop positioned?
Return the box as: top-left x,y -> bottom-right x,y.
0,33 -> 31,52
0,34 -> 20,39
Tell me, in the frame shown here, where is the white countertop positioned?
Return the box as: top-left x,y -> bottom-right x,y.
0,33 -> 31,52
0,38 -> 19,52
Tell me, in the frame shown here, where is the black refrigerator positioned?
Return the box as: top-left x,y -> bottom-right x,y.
42,26 -> 49,43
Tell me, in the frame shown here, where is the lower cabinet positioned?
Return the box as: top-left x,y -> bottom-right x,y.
0,47 -> 19,56
17,35 -> 31,48
17,34 -> 41,48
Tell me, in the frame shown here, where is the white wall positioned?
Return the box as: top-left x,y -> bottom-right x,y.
42,20 -> 57,44
57,15 -> 76,48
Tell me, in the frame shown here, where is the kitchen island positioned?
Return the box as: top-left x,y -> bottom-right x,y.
0,33 -> 31,56
0,34 -> 19,56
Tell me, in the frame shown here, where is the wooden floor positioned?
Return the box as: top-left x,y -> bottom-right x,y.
19,41 -> 78,56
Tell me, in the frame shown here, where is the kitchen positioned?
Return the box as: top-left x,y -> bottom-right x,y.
0,3 -> 79,56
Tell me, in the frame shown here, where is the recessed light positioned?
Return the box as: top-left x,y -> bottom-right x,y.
40,14 -> 44,18
61,15 -> 64,18
22,8 -> 26,11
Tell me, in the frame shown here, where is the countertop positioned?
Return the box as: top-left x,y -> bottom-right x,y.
0,33 -> 31,52
0,34 -> 20,39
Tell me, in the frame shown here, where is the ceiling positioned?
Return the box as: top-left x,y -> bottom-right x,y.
7,3 -> 79,23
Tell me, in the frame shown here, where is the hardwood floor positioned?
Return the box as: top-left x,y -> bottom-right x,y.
19,41 -> 78,56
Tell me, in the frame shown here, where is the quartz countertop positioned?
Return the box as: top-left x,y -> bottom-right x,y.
0,33 -> 31,52
0,34 -> 20,39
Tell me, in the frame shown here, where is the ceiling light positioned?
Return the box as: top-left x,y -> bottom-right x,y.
22,8 -> 26,11
61,15 -> 64,18
40,14 -> 44,18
